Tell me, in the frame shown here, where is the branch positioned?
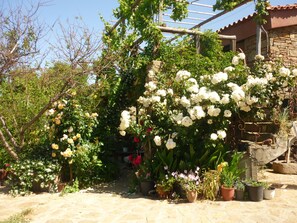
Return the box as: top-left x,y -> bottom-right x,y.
19,79 -> 75,147
0,129 -> 19,160
0,115 -> 19,149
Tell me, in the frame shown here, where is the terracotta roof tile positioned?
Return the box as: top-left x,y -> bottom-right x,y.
218,4 -> 297,32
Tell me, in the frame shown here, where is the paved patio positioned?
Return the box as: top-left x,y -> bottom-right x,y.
0,169 -> 296,223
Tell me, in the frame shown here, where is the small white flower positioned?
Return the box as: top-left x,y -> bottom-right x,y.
209,91 -> 220,103
232,56 -> 239,65
220,94 -> 230,104
217,130 -> 227,139
175,70 -> 191,82
148,70 -> 155,79
224,110 -> 232,118
255,54 -> 265,60
145,81 -> 157,91
68,126 -> 73,133
181,116 -> 193,127
207,119 -> 213,124
187,85 -> 199,93
210,133 -> 218,140
167,88 -> 174,95
166,138 -> 176,150
153,136 -> 162,146
151,96 -> 161,103
119,131 -> 126,136
180,96 -> 191,108
292,69 -> 297,77
279,67 -> 290,77
156,89 -> 167,97
238,53 -> 246,60
224,66 -> 235,73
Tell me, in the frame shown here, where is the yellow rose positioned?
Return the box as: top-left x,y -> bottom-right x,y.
55,118 -> 61,125
58,103 -> 64,110
51,143 -> 59,150
67,138 -> 74,144
76,133 -> 81,139
52,152 -> 56,157
72,136 -> 77,141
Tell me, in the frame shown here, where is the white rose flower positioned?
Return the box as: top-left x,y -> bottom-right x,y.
255,54 -> 265,60
211,72 -> 228,84
209,91 -> 220,103
187,85 -> 199,93
232,56 -> 239,65
238,53 -> 246,60
224,66 -> 235,73
181,116 -> 193,127
156,89 -> 167,97
119,131 -> 126,136
180,96 -> 191,108
148,70 -> 155,79
47,109 -> 55,116
60,134 -> 68,141
279,67 -> 290,77
151,96 -> 161,103
175,70 -> 191,81
220,94 -> 230,104
68,126 -> 73,133
292,69 -> 297,77
167,88 -> 174,95
153,136 -> 162,146
217,130 -> 227,139
193,106 -> 206,119
207,105 -> 221,117
224,110 -> 232,118
172,113 -> 183,124
187,78 -> 198,85
207,119 -> 213,124
67,138 -> 74,144
166,138 -> 176,150
145,81 -> 157,91
231,88 -> 245,102
210,133 -> 218,140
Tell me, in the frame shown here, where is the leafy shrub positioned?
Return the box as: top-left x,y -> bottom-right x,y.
8,159 -> 60,195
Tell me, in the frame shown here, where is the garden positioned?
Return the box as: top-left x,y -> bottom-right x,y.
0,0 -> 296,205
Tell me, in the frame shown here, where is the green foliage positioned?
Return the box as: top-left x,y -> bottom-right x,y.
213,0 -> 270,25
8,160 -> 60,195
199,170 -> 220,200
219,151 -> 245,188
60,178 -> 80,196
213,0 -> 246,11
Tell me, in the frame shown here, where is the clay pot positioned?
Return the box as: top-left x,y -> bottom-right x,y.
186,190 -> 198,203
221,186 -> 235,201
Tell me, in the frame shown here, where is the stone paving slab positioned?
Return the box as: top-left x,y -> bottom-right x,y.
0,170 -> 296,223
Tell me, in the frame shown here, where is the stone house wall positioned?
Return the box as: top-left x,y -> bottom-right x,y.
242,25 -> 297,66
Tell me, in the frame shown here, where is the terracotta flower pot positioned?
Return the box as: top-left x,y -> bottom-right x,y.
156,185 -> 171,199
221,185 -> 235,201
186,190 -> 198,203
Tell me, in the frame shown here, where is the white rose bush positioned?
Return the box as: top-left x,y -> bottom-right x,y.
119,53 -> 297,169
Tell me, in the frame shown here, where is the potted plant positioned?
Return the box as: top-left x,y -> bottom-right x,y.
263,182 -> 276,200
235,181 -> 245,201
173,167 -> 200,203
218,152 -> 245,201
246,180 -> 264,202
135,159 -> 155,196
155,176 -> 175,199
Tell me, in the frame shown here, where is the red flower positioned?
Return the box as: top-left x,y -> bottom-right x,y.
146,127 -> 153,133
128,155 -> 142,166
134,137 -> 140,143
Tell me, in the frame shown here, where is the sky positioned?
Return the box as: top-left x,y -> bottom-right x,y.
1,0 -> 297,62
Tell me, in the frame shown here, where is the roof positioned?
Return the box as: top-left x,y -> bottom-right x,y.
218,4 -> 297,32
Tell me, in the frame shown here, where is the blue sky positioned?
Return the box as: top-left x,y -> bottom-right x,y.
2,0 -> 297,62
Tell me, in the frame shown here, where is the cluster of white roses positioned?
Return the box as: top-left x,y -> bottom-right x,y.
119,53 -> 297,151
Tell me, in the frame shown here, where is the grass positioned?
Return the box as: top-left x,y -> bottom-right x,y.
0,209 -> 32,223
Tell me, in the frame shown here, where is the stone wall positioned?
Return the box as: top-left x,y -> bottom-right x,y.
240,25 -> 297,66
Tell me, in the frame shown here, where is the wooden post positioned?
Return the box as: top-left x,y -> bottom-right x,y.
256,24 -> 262,55
231,39 -> 236,52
